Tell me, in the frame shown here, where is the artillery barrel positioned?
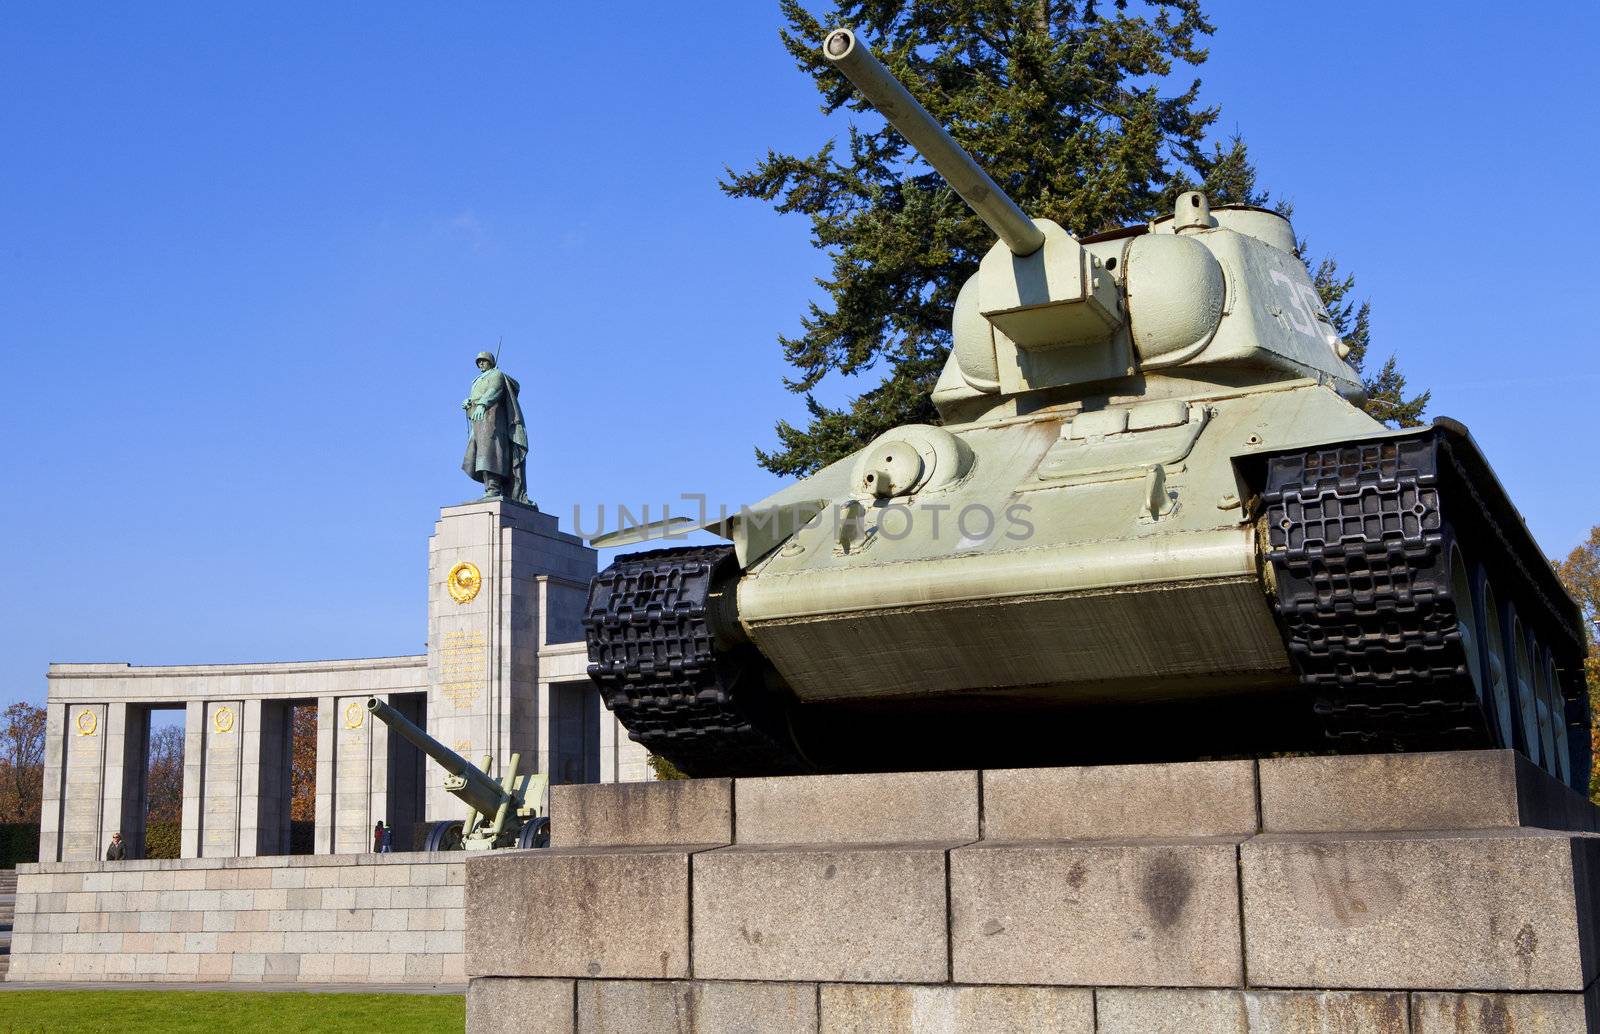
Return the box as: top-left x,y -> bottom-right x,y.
365,697 -> 505,817
823,28 -> 1045,256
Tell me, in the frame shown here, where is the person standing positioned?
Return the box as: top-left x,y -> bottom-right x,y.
372,821 -> 385,854
460,351 -> 531,504
104,832 -> 125,861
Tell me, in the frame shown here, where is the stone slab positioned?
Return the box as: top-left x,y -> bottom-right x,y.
982,760 -> 1256,841
1242,830 -> 1592,990
1095,989 -> 1409,1033
819,984 -> 1093,1033
466,847 -> 699,980
575,980 -> 816,1034
8,853 -> 465,986
1259,750 -> 1597,834
691,843 -> 953,983
466,977 -> 576,1034
950,839 -> 1242,987
550,779 -> 732,849
734,771 -> 978,845
1410,991 -> 1593,1033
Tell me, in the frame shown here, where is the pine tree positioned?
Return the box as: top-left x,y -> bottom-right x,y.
727,1 -> 1428,477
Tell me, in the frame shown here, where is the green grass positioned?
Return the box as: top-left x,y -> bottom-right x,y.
0,991 -> 464,1033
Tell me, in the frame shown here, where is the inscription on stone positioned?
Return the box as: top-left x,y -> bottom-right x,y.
440,629 -> 487,709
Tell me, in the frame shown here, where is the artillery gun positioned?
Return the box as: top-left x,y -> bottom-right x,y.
365,697 -> 550,851
583,30 -> 1591,790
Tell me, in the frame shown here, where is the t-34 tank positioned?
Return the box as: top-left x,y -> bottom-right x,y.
584,29 -> 1591,789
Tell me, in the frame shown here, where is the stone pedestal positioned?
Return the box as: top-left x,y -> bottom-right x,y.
426,500 -> 595,821
466,750 -> 1600,1033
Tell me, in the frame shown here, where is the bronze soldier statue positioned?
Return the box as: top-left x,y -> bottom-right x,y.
461,351 -> 531,504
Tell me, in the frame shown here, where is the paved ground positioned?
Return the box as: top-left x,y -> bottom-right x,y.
0,981 -> 465,995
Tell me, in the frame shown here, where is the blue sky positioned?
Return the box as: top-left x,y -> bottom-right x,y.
3,2 -> 1598,709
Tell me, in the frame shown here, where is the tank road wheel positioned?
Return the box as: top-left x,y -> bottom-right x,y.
1540,651 -> 1568,785
1509,613 -> 1543,769
1536,645 -> 1570,784
425,819 -> 464,852
1474,570 -> 1515,748
1450,548 -> 1497,743
1561,662 -> 1591,793
516,817 -> 550,850
1529,638 -> 1556,776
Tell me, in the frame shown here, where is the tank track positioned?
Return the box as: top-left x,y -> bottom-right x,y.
1262,428 -> 1590,787
583,545 -> 808,777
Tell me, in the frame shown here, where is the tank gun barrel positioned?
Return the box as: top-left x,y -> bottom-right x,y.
365,697 -> 505,817
822,28 -> 1044,257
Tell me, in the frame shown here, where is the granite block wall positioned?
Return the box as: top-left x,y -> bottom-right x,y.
469,751 -> 1600,1034
10,851 -> 465,984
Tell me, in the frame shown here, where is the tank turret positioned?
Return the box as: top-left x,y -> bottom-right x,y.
582,29 -> 1591,792
823,28 -> 1360,426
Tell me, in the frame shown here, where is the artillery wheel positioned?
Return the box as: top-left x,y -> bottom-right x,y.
517,817 -> 550,849
425,819 -> 464,852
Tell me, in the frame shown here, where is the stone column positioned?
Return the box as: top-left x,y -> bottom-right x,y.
179,700 -> 203,858
97,703 -> 128,854
598,688 -> 616,784
313,696 -> 335,855
382,694 -> 427,851
236,701 -> 268,864
103,704 -> 151,860
59,703 -> 108,863
536,681 -> 553,789
37,705 -> 66,862
617,735 -> 651,783
333,694 -> 375,854
251,700 -> 292,857
426,500 -> 595,821
199,700 -> 245,857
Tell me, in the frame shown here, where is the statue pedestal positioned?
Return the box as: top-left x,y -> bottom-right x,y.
426,499 -> 596,821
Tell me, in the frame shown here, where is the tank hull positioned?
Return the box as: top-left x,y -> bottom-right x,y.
584,380 -> 1591,791
734,379 -> 1365,704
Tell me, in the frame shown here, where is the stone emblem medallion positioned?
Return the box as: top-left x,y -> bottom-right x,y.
447,561 -> 482,604
344,700 -> 365,729
74,709 -> 97,736
212,706 -> 234,734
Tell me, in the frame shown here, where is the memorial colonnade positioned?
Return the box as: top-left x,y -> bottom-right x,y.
38,500 -> 652,864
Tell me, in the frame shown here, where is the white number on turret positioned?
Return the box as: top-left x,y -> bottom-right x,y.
1269,269 -> 1345,357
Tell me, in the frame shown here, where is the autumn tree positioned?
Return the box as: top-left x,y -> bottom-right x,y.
1555,525 -> 1600,802
290,703 -> 317,823
727,0 -> 1428,477
0,702 -> 46,823
145,724 -> 185,824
